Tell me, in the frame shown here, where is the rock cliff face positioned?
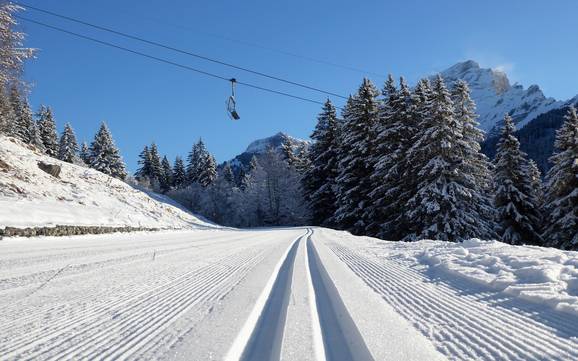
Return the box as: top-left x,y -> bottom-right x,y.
439,60 -> 562,135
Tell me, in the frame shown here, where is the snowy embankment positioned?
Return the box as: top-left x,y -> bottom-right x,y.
405,238 -> 578,316
0,136 -> 214,230
324,228 -> 578,318
322,228 -> 578,360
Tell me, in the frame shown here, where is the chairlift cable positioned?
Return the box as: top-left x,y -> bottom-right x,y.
16,16 -> 339,109
14,2 -> 348,100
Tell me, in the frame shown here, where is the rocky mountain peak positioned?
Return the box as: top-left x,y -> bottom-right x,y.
439,60 -> 561,134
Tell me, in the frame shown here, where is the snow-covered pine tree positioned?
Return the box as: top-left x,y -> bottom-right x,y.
527,159 -> 544,206
235,156 -> 259,191
89,122 -> 127,180
451,79 -> 496,238
237,166 -> 247,189
160,156 -> 173,192
365,75 -> 414,239
249,146 -> 309,225
493,115 -> 543,245
542,106 -> 578,249
148,142 -> 162,182
197,151 -> 217,187
281,139 -> 298,166
172,156 -> 186,188
58,123 -> 79,163
303,99 -> 341,226
186,139 -> 204,184
222,162 -> 235,184
28,117 -> 45,152
202,165 -> 238,224
295,146 -> 310,174
8,84 -> 30,142
0,2 -> 34,88
404,75 -> 492,242
0,87 -> 13,134
331,79 -> 380,234
135,145 -> 152,180
37,106 -> 59,157
413,78 -> 432,107
79,142 -> 90,165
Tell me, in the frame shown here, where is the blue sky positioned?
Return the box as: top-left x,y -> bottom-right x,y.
20,0 -> 578,171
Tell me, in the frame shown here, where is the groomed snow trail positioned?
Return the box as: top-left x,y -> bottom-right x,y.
4,227 -> 569,360
306,234 -> 373,361
226,228 -> 379,361
0,229 -> 302,360
318,229 -> 578,361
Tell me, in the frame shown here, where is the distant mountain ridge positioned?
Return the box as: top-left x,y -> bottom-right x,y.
439,60 -> 565,135
227,132 -> 309,170
227,61 -> 576,174
438,60 -> 578,172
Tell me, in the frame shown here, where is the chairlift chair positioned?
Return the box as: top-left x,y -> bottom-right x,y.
227,78 -> 240,120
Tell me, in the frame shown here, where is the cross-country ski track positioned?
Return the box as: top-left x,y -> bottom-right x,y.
1,228 -> 577,360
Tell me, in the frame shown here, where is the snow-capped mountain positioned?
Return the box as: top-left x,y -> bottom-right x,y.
227,132 -> 309,169
440,60 -> 563,135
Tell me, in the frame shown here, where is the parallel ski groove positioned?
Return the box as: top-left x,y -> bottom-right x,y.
225,229 -> 307,361
0,233 -> 258,331
3,250 -> 256,359
328,242 -> 578,361
307,234 -> 373,361
238,231 -> 304,361
0,235 -> 271,360
332,247 -> 567,359
0,234 -> 258,349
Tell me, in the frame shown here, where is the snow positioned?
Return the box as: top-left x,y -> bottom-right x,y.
311,229 -> 444,361
224,232 -> 301,361
2,227 -> 578,359
0,229 -> 301,360
440,60 -> 563,134
411,238 -> 578,317
244,132 -> 306,154
0,136 -> 214,229
323,229 -> 578,360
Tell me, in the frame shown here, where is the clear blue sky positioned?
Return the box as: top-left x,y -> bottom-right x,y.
19,0 -> 578,171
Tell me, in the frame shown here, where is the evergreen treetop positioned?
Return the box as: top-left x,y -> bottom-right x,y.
89,122 -> 127,180
543,106 -> 578,249
37,105 -> 59,157
172,156 -> 187,188
332,78 -> 380,234
493,115 -> 543,245
58,122 -> 79,163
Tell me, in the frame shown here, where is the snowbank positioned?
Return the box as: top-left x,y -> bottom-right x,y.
0,136 -> 215,230
385,238 -> 578,317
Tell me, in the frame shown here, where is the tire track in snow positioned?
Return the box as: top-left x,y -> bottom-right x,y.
227,229 -> 374,361
327,242 -> 578,361
306,233 -> 373,361
226,229 -> 307,361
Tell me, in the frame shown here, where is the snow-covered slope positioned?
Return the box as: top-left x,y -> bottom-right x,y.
228,132 -> 309,169
440,60 -> 563,134
388,238 -> 578,316
0,136 -> 215,229
323,229 -> 578,360
2,227 -> 577,360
